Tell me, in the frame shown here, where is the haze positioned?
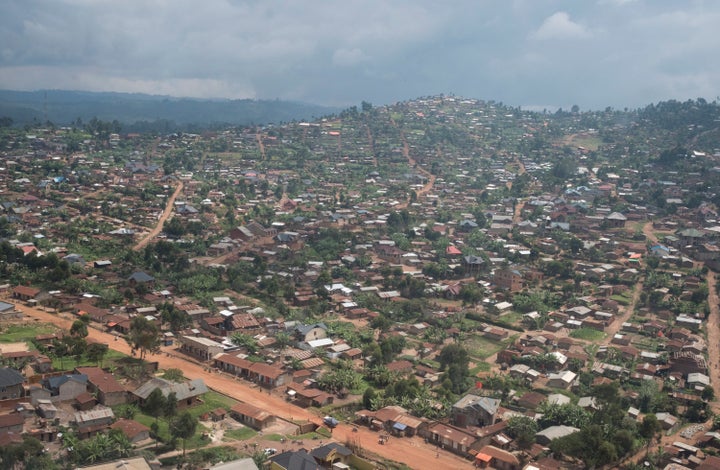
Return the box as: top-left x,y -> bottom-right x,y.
1,0 -> 719,110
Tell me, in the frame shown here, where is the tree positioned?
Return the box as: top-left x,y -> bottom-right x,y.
70,319 -> 89,339
170,411 -> 197,457
126,316 -> 160,360
164,392 -> 178,419
86,343 -> 108,367
142,388 -> 166,426
162,368 -> 185,382
506,415 -> 539,450
639,413 -> 662,456
459,283 -> 483,306
438,344 -> 471,394
231,332 -> 257,354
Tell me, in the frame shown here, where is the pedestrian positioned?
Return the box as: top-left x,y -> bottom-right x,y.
436,452 -> 439,458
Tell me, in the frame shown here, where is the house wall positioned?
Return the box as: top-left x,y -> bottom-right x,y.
57,380 -> 87,402
0,383 -> 24,400
99,390 -> 127,406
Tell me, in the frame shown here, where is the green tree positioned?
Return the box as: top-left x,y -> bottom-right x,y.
142,388 -> 166,426
164,392 -> 178,419
126,316 -> 160,360
86,342 -> 108,367
70,318 -> 89,339
506,415 -> 539,450
230,332 -> 257,354
162,368 -> 185,382
170,411 -> 197,457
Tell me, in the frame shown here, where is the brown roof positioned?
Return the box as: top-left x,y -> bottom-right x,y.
75,367 -> 126,394
215,353 -> 253,370
75,392 -> 97,405
13,285 -> 40,297
0,413 -> 24,428
0,431 -> 23,446
231,402 -> 273,422
110,419 -> 150,439
231,313 -> 260,329
386,360 -> 413,372
477,445 -> 519,465
249,362 -> 285,379
427,422 -> 476,447
698,455 -> 720,470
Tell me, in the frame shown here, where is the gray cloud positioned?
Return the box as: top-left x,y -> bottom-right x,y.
0,0 -> 718,109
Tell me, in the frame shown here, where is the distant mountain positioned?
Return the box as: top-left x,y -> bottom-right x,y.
0,89 -> 340,129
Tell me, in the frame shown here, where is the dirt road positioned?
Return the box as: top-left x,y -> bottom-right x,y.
601,280 -> 644,344
17,304 -> 474,469
133,181 -> 184,251
704,271 -> 720,413
395,129 -> 436,210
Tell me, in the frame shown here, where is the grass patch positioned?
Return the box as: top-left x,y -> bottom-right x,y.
464,333 -> 518,360
223,427 -> 257,441
192,390 -> 238,413
469,362 -> 492,375
135,412 -> 210,450
263,434 -> 286,442
0,323 -> 57,342
499,311 -> 523,326
133,391 -> 238,452
52,348 -> 127,371
611,294 -> 631,306
569,328 -> 606,342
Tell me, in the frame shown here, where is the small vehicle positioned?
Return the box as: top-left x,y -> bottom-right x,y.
264,448 -> 277,456
323,416 -> 339,428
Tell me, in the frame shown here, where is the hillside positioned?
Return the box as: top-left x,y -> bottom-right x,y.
0,89 -> 340,129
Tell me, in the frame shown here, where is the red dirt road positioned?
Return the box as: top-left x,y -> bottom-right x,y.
133,181 -> 184,251
17,304 -> 474,470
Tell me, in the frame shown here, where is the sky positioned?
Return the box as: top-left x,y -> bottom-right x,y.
1,0 -> 719,111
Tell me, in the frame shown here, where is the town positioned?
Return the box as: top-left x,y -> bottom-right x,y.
1,96 -> 720,470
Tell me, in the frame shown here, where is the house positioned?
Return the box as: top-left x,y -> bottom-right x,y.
516,391 -> 546,410
12,285 -> 40,302
606,212 -> 627,228
0,368 -> 25,400
0,301 -> 20,320
536,425 -> 580,445
127,271 -> 155,285
75,367 -> 127,406
474,445 -> 520,470
230,402 -> 276,430
209,458 -> 259,470
546,371 -> 577,389
110,418 -> 151,444
294,323 -> 328,342
43,373 -> 88,402
249,363 -> 290,389
75,392 -> 97,411
494,268 -> 524,292
452,394 -> 500,427
310,442 -> 353,467
74,405 -> 115,437
287,384 -> 335,408
178,335 -> 225,361
269,450 -> 319,470
72,457 -> 153,470
0,413 -> 24,433
422,422 -> 477,456
133,377 -> 208,409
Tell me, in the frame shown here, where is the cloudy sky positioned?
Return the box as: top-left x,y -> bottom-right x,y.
1,0 -> 719,110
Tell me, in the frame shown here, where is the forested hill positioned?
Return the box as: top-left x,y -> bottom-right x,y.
0,89 -> 340,130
